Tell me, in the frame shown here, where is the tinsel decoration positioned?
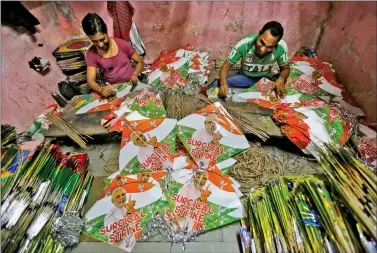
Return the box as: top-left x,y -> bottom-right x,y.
51,211 -> 85,247
330,102 -> 359,137
140,213 -> 204,251
182,73 -> 205,95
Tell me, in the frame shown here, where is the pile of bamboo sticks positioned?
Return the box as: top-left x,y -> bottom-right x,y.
46,112 -> 92,148
1,142 -> 93,253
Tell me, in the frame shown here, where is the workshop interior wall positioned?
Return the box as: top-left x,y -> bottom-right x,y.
317,2 -> 377,125
131,1 -> 331,63
1,1 -> 376,130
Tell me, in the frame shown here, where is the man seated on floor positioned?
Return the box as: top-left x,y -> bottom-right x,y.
82,13 -> 145,97
215,21 -> 290,99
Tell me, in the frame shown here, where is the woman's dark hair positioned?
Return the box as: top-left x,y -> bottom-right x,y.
259,21 -> 284,41
82,13 -> 107,36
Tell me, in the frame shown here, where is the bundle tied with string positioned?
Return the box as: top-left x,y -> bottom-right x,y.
46,112 -> 92,149
229,144 -> 283,194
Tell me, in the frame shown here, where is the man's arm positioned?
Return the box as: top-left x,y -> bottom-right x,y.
275,63 -> 290,98
218,61 -> 234,98
130,52 -> 145,85
87,66 -> 115,97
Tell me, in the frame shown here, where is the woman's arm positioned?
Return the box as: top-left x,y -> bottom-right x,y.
130,52 -> 145,84
87,66 -> 115,97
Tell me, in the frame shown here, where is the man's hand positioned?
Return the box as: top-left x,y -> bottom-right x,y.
218,80 -> 229,99
131,75 -> 139,85
100,86 -> 116,97
274,78 -> 286,99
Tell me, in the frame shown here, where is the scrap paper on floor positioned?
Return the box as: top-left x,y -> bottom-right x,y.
177,102 -> 250,169
159,165 -> 246,232
83,175 -> 174,252
118,118 -> 177,174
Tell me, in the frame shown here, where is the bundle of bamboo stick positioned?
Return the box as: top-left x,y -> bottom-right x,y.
318,144 -> 377,245
46,112 -> 92,148
1,142 -> 93,253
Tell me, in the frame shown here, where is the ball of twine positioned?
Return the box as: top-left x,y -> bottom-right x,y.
229,144 -> 283,194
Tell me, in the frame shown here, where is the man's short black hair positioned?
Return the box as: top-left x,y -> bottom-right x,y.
82,13 -> 107,36
259,21 -> 284,41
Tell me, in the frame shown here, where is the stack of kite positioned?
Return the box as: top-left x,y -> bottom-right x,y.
52,38 -> 93,90
147,45 -> 211,95
83,98 -> 251,252
238,56 -> 358,156
1,141 -> 93,253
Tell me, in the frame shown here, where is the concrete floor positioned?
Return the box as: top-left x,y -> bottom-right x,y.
71,223 -> 241,253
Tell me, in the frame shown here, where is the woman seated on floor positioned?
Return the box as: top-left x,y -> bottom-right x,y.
82,13 -> 144,97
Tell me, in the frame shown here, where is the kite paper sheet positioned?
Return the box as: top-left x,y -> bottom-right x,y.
148,46 -> 210,91
102,88 -> 167,129
118,118 -> 177,174
104,170 -> 168,190
237,77 -> 302,109
83,175 -> 172,252
173,147 -> 237,176
177,102 -> 250,169
159,164 -> 246,232
71,83 -> 132,114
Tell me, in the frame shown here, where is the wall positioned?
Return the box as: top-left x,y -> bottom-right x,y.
1,1 -> 113,131
132,1 -> 331,63
317,2 -> 377,125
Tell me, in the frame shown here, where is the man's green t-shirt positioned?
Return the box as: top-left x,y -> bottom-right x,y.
227,34 -> 289,77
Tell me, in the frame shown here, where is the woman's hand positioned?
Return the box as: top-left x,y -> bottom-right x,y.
100,86 -> 116,97
131,75 -> 139,85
